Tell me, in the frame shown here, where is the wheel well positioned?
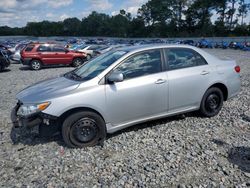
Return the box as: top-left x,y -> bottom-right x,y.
31,58 -> 43,64
72,57 -> 83,62
59,107 -> 106,126
209,83 -> 228,101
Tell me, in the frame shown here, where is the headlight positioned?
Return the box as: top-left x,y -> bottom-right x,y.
17,102 -> 50,117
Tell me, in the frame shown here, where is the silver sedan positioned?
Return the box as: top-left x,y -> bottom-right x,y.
13,45 -> 241,147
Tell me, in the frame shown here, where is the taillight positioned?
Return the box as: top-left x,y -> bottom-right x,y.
235,66 -> 240,73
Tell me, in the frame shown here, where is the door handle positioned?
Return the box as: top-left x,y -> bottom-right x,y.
200,71 -> 209,75
155,79 -> 166,84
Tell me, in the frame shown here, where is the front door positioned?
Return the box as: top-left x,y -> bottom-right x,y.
51,45 -> 71,64
105,49 -> 168,126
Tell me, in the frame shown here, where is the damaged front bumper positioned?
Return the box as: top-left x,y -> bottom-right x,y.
11,103 -> 60,137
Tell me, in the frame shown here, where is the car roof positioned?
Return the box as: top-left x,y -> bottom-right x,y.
118,44 -> 198,53
116,44 -> 220,64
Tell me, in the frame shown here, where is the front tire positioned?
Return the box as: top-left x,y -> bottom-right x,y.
62,111 -> 106,148
200,87 -> 224,117
30,60 -> 42,70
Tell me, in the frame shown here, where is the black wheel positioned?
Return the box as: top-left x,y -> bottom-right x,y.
30,60 -> 42,70
200,87 -> 224,117
72,58 -> 83,67
62,111 -> 106,148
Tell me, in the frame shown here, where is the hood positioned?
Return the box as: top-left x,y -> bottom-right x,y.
16,76 -> 80,103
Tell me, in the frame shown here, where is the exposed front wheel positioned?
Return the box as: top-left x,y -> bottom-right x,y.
30,60 -> 42,70
72,58 -> 83,67
62,111 -> 106,148
200,87 -> 224,117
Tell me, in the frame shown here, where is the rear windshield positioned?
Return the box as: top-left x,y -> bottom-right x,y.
25,45 -> 35,52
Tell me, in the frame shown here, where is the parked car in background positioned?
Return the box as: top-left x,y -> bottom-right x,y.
9,43 -> 27,62
182,40 -> 195,46
75,45 -> 108,60
0,44 -> 12,57
214,41 -> 229,49
20,43 -> 87,70
0,49 -> 10,71
197,39 -> 213,48
12,45 -> 241,147
94,45 -> 129,56
68,43 -> 86,51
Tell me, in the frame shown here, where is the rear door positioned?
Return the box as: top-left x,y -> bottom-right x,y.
37,45 -> 53,64
165,48 -> 211,112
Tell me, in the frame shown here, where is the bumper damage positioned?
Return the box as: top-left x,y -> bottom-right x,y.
11,103 -> 60,137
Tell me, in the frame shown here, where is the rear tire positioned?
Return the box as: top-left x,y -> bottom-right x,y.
200,87 -> 224,117
72,58 -> 83,67
62,111 -> 106,148
30,60 -> 42,70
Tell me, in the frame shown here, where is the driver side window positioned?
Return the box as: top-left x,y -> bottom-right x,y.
113,49 -> 162,80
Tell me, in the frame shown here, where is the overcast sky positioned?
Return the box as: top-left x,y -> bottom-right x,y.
0,0 -> 249,28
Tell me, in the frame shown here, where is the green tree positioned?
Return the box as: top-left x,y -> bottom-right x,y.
184,0 -> 216,36
226,0 -> 239,30
63,18 -> 81,36
215,0 -> 228,25
81,11 -> 111,36
110,10 -> 131,37
237,0 -> 250,25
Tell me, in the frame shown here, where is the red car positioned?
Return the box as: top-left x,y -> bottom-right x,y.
20,43 -> 87,70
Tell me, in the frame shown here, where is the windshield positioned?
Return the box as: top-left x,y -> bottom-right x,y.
65,50 -> 127,81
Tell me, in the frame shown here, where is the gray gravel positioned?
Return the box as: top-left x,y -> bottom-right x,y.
0,49 -> 250,187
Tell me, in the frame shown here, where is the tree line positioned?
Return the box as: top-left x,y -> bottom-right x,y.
0,0 -> 250,37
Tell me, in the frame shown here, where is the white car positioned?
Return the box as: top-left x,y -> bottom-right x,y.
76,45 -> 107,60
9,43 -> 27,62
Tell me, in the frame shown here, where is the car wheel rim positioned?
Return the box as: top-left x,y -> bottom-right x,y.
72,118 -> 98,143
205,93 -> 220,113
32,61 -> 40,69
75,59 -> 81,66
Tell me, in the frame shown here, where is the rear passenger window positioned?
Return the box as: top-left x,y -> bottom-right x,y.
25,45 -> 35,52
52,46 -> 65,52
37,45 -> 51,52
166,48 -> 207,70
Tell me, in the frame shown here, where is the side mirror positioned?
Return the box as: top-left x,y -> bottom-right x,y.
108,72 -> 124,83
65,49 -> 69,53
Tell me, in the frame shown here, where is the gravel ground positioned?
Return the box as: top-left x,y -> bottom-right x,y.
0,49 -> 249,187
